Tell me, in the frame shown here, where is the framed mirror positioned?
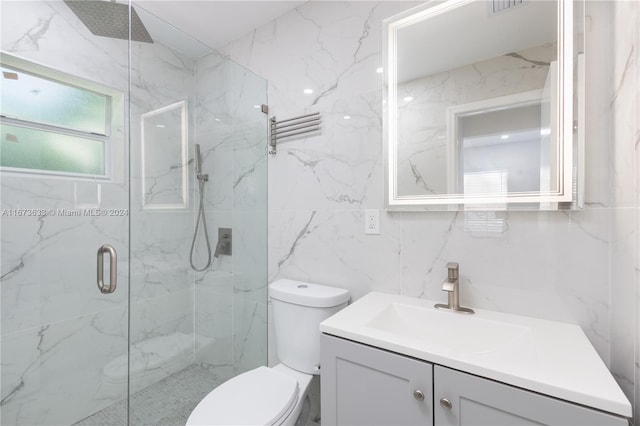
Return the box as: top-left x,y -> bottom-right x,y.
384,0 -> 581,210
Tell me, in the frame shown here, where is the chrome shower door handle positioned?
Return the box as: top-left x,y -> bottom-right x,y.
97,244 -> 117,294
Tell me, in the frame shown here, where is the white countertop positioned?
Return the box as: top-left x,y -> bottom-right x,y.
319,292 -> 632,418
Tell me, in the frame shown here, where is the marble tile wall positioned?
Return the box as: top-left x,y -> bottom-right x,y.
128,21 -> 197,408
608,0 -> 639,414
193,50 -> 268,379
1,2 -> 131,424
222,0 -> 639,419
605,0 -> 640,419
193,52 -> 235,378
0,1 -> 199,424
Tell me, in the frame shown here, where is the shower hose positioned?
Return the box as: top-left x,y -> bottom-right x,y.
189,177 -> 212,271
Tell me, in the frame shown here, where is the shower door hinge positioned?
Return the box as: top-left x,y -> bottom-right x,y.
261,104 -> 269,114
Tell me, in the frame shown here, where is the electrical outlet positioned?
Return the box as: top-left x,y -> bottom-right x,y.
365,209 -> 380,235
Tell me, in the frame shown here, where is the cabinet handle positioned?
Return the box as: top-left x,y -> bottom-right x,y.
413,389 -> 425,401
440,398 -> 453,410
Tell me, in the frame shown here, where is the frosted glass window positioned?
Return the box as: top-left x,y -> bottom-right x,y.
0,56 -> 114,178
1,124 -> 105,176
1,66 -> 108,134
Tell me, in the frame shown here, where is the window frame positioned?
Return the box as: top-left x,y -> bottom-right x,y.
0,52 -> 123,181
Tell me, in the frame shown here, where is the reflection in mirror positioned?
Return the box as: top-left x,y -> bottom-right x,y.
385,0 -> 580,209
141,100 -> 188,209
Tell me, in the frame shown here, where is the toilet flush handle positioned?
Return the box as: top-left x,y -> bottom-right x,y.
313,364 -> 320,372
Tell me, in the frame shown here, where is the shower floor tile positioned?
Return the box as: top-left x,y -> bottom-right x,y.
75,364 -> 227,426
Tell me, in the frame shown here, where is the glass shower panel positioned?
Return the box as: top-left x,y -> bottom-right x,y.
0,1 -> 130,425
192,50 -> 269,389
127,42 -> 268,425
126,8 -> 206,425
230,60 -> 268,376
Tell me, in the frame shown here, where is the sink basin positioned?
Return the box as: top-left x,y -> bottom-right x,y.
319,292 -> 632,418
366,302 -> 533,355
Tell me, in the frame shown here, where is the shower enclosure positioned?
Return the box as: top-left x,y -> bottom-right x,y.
0,1 -> 268,425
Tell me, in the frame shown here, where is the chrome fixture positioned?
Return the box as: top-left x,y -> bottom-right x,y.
214,228 -> 232,258
194,143 -> 208,182
413,389 -> 425,401
64,0 -> 154,43
189,144 -> 212,271
440,398 -> 453,410
269,112 -> 321,154
97,244 -> 117,294
434,262 -> 474,314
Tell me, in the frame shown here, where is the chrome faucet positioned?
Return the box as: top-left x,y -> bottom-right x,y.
434,262 -> 474,314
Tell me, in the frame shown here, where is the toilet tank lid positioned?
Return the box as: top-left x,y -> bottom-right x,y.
269,279 -> 350,308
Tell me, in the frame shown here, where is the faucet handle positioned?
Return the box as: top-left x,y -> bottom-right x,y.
445,262 -> 459,280
442,281 -> 455,292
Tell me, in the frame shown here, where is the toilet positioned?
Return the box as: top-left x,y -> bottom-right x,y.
186,279 -> 350,426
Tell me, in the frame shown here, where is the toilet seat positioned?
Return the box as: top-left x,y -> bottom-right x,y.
186,366 -> 299,426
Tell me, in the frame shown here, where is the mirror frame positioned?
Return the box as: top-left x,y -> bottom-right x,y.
383,0 -> 575,210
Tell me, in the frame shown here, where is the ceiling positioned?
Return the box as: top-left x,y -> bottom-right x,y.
134,1 -> 304,52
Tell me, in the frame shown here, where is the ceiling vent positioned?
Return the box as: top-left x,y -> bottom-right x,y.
488,0 -> 528,16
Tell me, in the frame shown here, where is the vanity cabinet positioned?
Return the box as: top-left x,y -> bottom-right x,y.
320,334 -> 433,426
321,334 -> 628,426
434,366 -> 627,426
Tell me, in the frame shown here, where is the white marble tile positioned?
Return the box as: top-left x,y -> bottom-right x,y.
1,308 -> 128,425
129,288 -> 193,345
1,208 -> 130,335
400,208 -> 611,362
233,210 -> 268,304
2,0 -> 638,423
226,0 -> 628,391
230,2 -> 419,212
194,280 -> 235,374
233,299 -> 267,376
609,3 -> 638,211
194,275 -> 233,336
583,1 -> 614,209
607,0 -> 640,417
610,207 -> 636,403
0,1 -> 129,90
268,209 -> 401,300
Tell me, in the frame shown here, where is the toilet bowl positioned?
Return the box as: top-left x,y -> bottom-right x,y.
187,364 -> 312,426
186,279 -> 350,426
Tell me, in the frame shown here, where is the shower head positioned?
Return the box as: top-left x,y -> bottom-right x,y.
195,144 -> 203,175
64,0 -> 154,43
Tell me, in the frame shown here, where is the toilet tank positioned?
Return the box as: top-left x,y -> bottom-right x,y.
269,279 -> 350,375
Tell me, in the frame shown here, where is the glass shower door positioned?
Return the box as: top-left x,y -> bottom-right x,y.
0,1 -> 131,424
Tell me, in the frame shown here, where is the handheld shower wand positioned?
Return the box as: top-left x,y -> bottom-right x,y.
195,144 -> 202,175
195,144 -> 208,181
189,144 -> 212,271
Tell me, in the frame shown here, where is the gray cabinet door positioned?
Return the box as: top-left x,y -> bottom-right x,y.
434,366 -> 627,426
321,334 -> 433,426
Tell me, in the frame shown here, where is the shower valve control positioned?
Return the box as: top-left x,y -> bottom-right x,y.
214,228 -> 232,257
